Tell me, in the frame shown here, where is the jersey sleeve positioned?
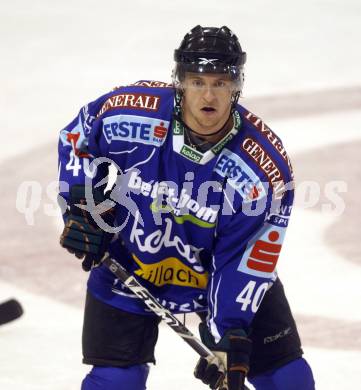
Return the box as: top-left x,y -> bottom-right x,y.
58,95 -> 109,213
207,184 -> 294,342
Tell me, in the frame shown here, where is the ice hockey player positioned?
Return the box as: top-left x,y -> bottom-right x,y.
58,25 -> 315,390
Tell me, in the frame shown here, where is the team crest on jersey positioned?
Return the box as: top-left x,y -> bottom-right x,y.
214,149 -> 267,203
103,114 -> 169,146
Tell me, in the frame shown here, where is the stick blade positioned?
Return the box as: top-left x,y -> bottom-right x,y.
0,299 -> 24,326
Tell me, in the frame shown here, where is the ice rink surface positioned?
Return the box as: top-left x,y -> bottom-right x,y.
1,1 -> 360,389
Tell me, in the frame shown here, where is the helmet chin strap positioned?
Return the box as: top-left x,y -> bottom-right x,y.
174,89 -> 239,138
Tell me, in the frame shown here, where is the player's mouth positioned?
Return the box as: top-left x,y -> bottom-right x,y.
201,106 -> 217,115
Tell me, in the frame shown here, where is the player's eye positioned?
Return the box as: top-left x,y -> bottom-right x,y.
191,79 -> 204,88
214,80 -> 226,88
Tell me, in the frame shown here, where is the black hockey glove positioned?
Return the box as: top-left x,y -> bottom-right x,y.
60,185 -> 114,271
194,322 -> 252,390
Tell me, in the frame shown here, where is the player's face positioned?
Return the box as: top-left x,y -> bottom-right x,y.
181,73 -> 235,136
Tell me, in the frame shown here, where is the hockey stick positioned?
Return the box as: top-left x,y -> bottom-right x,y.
102,254 -> 250,390
0,299 -> 23,326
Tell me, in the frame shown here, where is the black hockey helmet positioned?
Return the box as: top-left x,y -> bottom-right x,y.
173,25 -> 246,90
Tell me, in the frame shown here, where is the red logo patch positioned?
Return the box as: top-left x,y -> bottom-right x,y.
66,132 -> 90,157
154,122 -> 168,139
246,231 -> 282,273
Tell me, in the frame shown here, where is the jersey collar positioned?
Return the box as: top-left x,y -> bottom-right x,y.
172,108 -> 242,164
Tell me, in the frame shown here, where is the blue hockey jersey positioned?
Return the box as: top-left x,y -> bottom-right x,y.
58,80 -> 294,340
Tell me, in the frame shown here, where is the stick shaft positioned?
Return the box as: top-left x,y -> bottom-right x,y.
102,255 -> 213,358
102,255 -> 250,390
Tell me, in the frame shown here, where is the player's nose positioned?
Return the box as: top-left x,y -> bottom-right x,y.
202,86 -> 216,103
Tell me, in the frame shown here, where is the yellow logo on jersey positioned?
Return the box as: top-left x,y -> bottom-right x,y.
132,254 -> 208,289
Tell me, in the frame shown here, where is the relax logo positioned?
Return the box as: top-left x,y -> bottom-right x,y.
180,145 -> 202,163
233,110 -> 242,129
130,211 -> 203,266
132,254 -> 208,288
172,120 -> 183,135
211,133 -> 235,155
